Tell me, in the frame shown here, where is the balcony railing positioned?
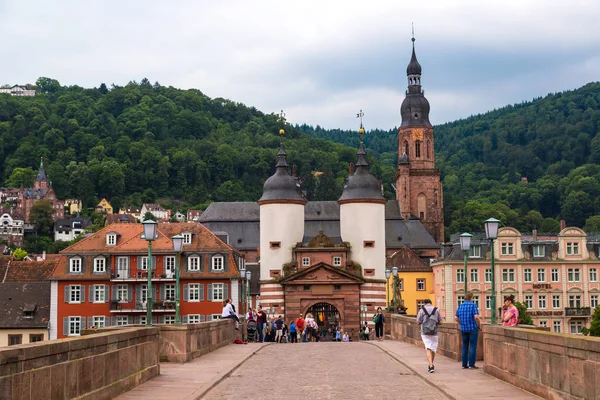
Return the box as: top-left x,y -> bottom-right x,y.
109,300 -> 176,313
110,271 -> 175,281
564,307 -> 591,317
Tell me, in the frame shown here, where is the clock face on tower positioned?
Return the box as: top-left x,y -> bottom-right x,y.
411,128 -> 424,141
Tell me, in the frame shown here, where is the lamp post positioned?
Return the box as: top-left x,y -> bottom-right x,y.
484,218 -> 500,324
142,220 -> 158,326
459,233 -> 472,298
171,234 -> 183,324
246,270 -> 251,313
239,265 -> 246,316
391,266 -> 399,311
385,269 -> 391,312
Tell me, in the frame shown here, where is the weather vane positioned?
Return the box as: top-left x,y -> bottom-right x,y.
356,109 -> 365,141
411,23 -> 415,42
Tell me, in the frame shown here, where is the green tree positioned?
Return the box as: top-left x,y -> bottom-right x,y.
5,167 -> 35,187
12,248 -> 27,260
143,211 -> 157,221
514,302 -> 534,325
581,306 -> 600,336
29,199 -> 54,235
35,77 -> 61,93
583,215 -> 600,233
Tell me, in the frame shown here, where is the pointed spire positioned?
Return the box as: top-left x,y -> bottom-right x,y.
407,26 -> 422,76
40,157 -> 44,168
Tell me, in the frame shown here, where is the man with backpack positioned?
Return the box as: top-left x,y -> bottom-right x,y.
416,299 -> 443,373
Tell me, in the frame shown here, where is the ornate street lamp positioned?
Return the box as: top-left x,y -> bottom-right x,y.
171,234 -> 184,324
142,220 -> 158,326
484,218 -> 500,324
385,269 -> 391,312
245,270 -> 251,313
459,233 -> 472,299
239,265 -> 246,316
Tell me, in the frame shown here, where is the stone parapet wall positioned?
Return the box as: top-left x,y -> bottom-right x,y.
483,325 -> 600,400
159,318 -> 242,362
389,314 -> 483,361
0,327 -> 159,400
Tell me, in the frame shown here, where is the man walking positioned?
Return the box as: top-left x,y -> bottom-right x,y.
416,299 -> 443,373
275,315 -> 284,343
455,292 -> 481,369
256,305 -> 267,343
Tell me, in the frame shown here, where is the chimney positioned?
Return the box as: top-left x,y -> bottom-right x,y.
349,162 -> 354,175
560,220 -> 566,231
532,229 -> 537,241
42,251 -> 46,260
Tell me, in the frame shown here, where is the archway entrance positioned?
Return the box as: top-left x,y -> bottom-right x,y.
305,302 -> 340,341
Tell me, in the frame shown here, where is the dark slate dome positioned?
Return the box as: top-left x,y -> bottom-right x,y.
406,44 -> 422,75
258,143 -> 306,203
400,94 -> 432,127
339,142 -> 386,203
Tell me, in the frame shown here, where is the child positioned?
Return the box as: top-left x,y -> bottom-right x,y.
335,327 -> 341,342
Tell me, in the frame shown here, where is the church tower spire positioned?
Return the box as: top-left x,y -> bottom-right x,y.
396,34 -> 444,243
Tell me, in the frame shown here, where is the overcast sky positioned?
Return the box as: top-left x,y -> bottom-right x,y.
1,0 -> 599,130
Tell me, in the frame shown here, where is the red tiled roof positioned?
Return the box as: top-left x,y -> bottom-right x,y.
386,246 -> 432,272
1,259 -> 57,282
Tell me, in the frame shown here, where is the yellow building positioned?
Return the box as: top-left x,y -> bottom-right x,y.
118,205 -> 141,220
95,198 -> 113,214
64,199 -> 83,215
386,247 -> 435,315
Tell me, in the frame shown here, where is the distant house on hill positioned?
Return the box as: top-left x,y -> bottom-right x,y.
54,216 -> 92,242
0,211 -> 24,247
119,206 -> 141,220
105,213 -> 136,226
141,203 -> 169,221
187,209 -> 203,222
0,84 -> 36,97
95,198 -> 113,214
64,199 -> 83,215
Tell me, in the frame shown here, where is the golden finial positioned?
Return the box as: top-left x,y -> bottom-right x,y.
279,129 -> 285,135
357,110 -> 365,139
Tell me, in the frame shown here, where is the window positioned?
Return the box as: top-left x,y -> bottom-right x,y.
501,243 -> 514,255
551,269 -> 560,282
94,258 -> 105,273
302,257 -> 310,267
524,268 -> 532,282
139,316 -> 147,325
188,256 -> 200,271
472,295 -> 480,307
164,316 -> 176,324
189,284 -> 200,301
116,316 -> 129,326
470,269 -> 479,283
164,284 -> 175,301
566,242 -> 579,255
212,256 -> 224,271
591,295 -> 599,308
139,285 -> 148,303
539,321 -> 547,328
502,268 -> 515,282
165,256 -> 175,276
416,299 -> 427,309
93,316 -> 106,328
70,285 -> 81,303
334,285 -> 341,291
538,295 -> 546,309
183,233 -> 192,244
8,334 -> 22,346
398,278 -> 404,291
469,245 -> 481,258
537,269 -> 546,282
93,285 -> 105,302
570,321 -> 584,334
552,295 -> 561,309
212,283 -> 224,301
553,321 -> 561,333
188,314 -> 201,324
69,317 -> 81,336
270,241 -> 281,249
141,257 -> 150,270
106,234 -> 116,246
532,245 -> 545,257
485,269 -> 492,283
485,296 -> 491,309
416,279 -> 425,291
457,295 -> 465,306
568,268 -> 581,282
525,295 -> 533,309
569,295 -> 582,308
211,314 -> 222,320
303,285 -> 311,291
69,257 -> 82,273
333,256 -> 342,267
415,140 -> 421,158
117,285 -> 128,302
456,269 -> 465,283
29,334 -> 43,343
363,241 -> 375,248
590,268 -> 598,282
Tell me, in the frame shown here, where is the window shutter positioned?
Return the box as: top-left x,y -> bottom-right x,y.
200,315 -> 205,322
224,255 -> 229,272
152,256 -> 157,270
136,286 -> 142,302
81,257 -> 86,274
63,317 -> 69,336
79,318 -> 84,332
64,286 -> 70,303
199,284 -> 204,301
208,284 -> 213,301
81,286 -> 86,303
87,317 -> 93,328
182,315 -> 188,324
89,286 -> 95,302
111,316 -> 117,326
183,284 -> 189,301
137,256 -> 143,270
127,286 -> 133,302
224,283 -> 229,300
111,286 -> 118,301
133,316 -> 140,325
184,256 -> 189,272
104,285 -> 109,302
209,255 -> 214,272
200,254 -> 204,272
105,317 -> 111,327
158,316 -> 165,324
207,315 -> 213,321
160,285 -> 165,301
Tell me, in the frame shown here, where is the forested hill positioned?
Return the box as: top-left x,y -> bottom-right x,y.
0,78 -> 390,214
299,82 -> 600,236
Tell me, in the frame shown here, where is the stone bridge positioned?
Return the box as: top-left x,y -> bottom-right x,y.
1,315 -> 599,399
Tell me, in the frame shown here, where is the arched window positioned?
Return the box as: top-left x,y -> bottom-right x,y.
426,140 -> 430,158
403,140 -> 409,155
418,193 -> 427,220
415,140 -> 421,158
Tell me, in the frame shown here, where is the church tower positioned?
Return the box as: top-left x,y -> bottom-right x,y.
396,36 -> 444,243
33,158 -> 49,190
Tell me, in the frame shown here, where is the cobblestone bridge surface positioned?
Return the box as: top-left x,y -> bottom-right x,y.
204,342 -> 449,400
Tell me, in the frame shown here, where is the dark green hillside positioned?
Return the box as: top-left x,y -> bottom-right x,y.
0,78 -> 390,214
300,82 -> 600,235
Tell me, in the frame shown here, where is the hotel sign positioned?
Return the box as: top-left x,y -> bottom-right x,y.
532,284 -> 552,289
529,310 -> 563,316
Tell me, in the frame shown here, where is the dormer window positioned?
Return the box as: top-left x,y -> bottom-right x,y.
183,233 -> 192,245
532,245 -> 545,257
469,245 -> 481,258
212,256 -> 224,271
106,233 -> 117,246
501,243 -> 514,255
567,242 -> 579,255
69,257 -> 82,273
